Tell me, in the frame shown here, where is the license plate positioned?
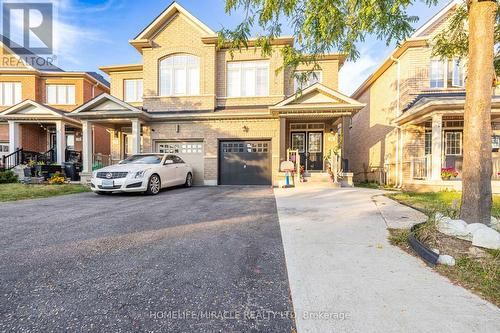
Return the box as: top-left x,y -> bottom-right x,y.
102,179 -> 114,188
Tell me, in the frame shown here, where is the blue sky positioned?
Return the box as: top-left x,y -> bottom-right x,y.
51,0 -> 450,95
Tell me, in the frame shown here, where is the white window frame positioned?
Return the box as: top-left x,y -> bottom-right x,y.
451,58 -> 465,87
0,82 -> 22,106
429,60 -> 446,88
46,84 -> 76,105
294,71 -> 322,92
159,54 -> 200,97
445,131 -> 462,156
124,79 -> 143,102
226,60 -> 269,97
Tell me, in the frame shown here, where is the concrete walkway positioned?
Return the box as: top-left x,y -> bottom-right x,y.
274,186 -> 500,333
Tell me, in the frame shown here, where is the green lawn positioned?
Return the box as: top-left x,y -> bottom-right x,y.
386,191 -> 500,306
0,183 -> 90,202
386,191 -> 500,218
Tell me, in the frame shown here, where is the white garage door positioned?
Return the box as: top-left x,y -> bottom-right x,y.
156,141 -> 204,185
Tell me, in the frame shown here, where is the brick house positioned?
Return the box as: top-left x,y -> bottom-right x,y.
72,2 -> 364,186
0,42 -> 111,167
349,0 -> 500,193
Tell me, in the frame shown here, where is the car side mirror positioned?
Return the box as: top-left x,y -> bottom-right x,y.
118,160 -> 124,164
164,160 -> 174,165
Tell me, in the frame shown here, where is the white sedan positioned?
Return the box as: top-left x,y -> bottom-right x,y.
90,153 -> 193,195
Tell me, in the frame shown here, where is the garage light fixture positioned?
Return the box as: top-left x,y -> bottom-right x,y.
243,126 -> 249,133
176,124 -> 180,133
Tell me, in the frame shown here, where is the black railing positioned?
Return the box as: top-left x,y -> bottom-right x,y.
1,148 -> 82,170
2,148 -> 23,170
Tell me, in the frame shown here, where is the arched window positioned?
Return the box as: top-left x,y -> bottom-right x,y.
159,54 -> 200,96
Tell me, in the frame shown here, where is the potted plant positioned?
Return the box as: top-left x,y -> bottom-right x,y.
34,161 -> 62,180
299,165 -> 305,182
441,167 -> 459,180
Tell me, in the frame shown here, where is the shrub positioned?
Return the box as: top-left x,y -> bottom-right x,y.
48,172 -> 66,185
0,170 -> 19,184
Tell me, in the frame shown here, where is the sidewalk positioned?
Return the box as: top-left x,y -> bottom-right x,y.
274,186 -> 500,333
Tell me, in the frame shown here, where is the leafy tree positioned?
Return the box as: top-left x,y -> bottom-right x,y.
219,0 -> 499,224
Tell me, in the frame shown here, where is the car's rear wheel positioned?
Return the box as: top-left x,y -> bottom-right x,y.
184,172 -> 193,187
146,174 -> 161,195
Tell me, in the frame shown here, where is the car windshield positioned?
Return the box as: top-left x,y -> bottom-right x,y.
120,154 -> 163,165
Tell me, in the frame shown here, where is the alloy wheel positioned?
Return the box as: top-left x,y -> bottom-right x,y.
186,173 -> 193,187
149,175 -> 160,194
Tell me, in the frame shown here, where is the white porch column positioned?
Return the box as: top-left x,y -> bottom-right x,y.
55,121 -> 66,164
82,120 -> 93,173
431,114 -> 443,181
279,117 -> 286,162
8,121 -> 20,153
131,119 -> 142,154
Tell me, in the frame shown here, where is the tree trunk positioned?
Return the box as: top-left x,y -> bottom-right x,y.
460,0 -> 497,224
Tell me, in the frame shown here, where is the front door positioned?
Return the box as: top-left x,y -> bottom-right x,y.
290,131 -> 324,171
307,132 -> 323,171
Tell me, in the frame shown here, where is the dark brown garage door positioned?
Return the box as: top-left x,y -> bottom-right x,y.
219,140 -> 272,185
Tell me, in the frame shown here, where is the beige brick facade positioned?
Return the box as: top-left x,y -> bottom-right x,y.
349,1 -> 500,192
80,2 -> 359,185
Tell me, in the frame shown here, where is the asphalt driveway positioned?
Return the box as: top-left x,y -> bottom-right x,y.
0,187 -> 295,332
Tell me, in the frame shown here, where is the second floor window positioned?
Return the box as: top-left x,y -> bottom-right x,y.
0,82 -> 22,106
46,84 -> 75,105
430,60 -> 445,88
430,59 -> 465,89
159,54 -> 200,96
294,71 -> 322,92
227,60 -> 269,97
124,79 -> 143,102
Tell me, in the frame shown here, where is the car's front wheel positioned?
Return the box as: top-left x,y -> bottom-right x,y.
146,174 -> 161,195
184,172 -> 193,187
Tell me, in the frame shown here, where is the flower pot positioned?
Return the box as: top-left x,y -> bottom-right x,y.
35,165 -> 62,180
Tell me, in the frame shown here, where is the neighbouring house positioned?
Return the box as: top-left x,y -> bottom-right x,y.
71,2 -> 364,186
349,0 -> 500,193
0,40 -> 111,169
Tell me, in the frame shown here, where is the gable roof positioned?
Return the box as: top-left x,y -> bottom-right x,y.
351,0 -> 461,99
130,2 -> 215,52
410,0 -> 463,38
271,83 -> 365,112
0,100 -> 81,125
1,100 -> 66,116
70,93 -> 150,120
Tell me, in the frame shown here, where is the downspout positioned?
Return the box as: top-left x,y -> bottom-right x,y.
391,56 -> 402,187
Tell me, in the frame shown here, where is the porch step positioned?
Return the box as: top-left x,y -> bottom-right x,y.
303,172 -> 331,183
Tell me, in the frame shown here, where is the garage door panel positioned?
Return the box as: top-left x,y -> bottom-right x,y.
156,142 -> 204,185
219,141 -> 271,185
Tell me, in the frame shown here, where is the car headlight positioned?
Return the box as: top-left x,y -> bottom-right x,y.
134,170 -> 147,179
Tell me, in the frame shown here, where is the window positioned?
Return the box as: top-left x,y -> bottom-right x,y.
46,84 -> 75,105
445,132 -> 462,156
291,133 -> 305,153
294,71 -> 322,92
451,59 -> 464,87
493,135 -> 500,152
226,61 -> 269,97
66,134 -> 75,150
0,143 -> 9,153
425,131 -> 432,155
430,59 -> 465,89
0,82 -> 22,106
124,79 -> 143,102
430,60 -> 445,88
159,54 -> 200,96
166,155 -> 184,164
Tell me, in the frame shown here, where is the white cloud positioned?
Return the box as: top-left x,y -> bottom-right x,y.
51,0 -> 114,65
339,49 -> 382,96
